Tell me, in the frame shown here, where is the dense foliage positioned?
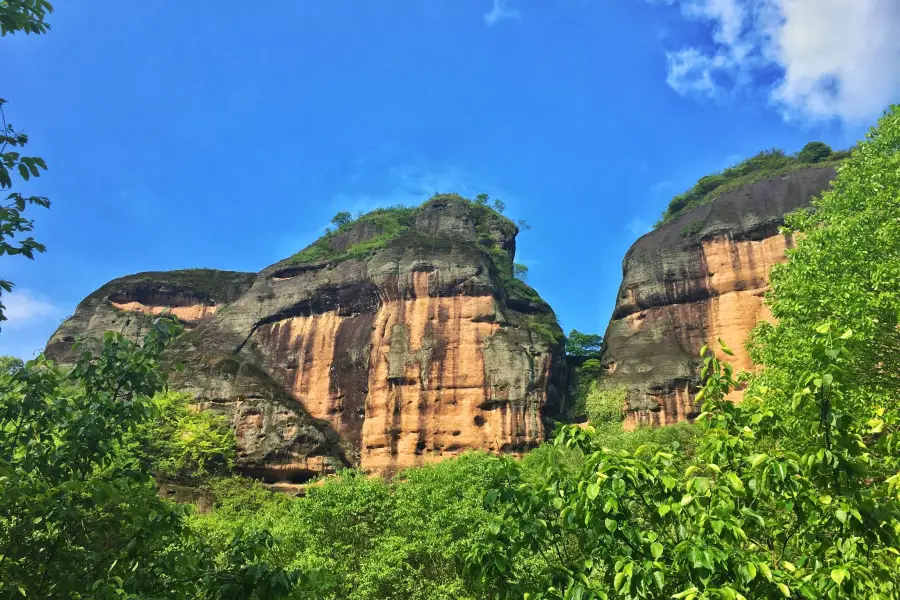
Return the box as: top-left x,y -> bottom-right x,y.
124,391 -> 237,484
656,144 -> 851,227
749,105 -> 900,426
469,333 -> 900,599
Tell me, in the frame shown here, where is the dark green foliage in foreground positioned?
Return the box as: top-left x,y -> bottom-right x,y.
0,0 -> 53,35
0,319 -> 299,599
656,145 -> 851,227
749,105 -> 900,451
468,335 -> 900,599
192,455 -> 509,600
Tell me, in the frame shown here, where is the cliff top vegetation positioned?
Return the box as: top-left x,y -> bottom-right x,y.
656,141 -> 852,227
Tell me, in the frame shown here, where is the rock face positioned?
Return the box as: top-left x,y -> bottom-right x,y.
601,166 -> 838,427
46,196 -> 565,479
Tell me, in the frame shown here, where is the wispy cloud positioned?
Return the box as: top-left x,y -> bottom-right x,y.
656,0 -> 900,123
651,180 -> 673,193
282,157 -> 512,256
0,289 -> 65,360
627,217 -> 652,238
2,289 -> 60,329
485,0 -> 521,25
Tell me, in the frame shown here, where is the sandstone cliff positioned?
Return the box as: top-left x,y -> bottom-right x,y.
601,166 -> 838,427
46,195 -> 565,480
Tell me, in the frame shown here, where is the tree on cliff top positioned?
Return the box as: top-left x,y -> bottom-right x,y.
797,141 -> 833,163
565,329 -> 603,358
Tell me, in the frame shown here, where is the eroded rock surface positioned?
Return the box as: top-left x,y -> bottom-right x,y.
602,166 -> 838,427
46,196 -> 565,479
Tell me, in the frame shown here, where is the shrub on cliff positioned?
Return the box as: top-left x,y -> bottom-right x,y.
797,141 -> 833,163
656,144 -> 847,227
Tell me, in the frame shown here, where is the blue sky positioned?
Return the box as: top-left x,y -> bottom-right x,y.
2,0 -> 899,359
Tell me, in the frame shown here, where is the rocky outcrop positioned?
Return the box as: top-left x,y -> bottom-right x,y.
46,195 -> 565,479
601,166 -> 838,427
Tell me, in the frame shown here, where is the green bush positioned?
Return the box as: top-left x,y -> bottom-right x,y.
124,391 -> 237,482
797,141 -> 833,163
584,383 -> 626,425
680,219 -> 703,238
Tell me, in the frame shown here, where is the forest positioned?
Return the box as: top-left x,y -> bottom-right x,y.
2,3 -> 900,599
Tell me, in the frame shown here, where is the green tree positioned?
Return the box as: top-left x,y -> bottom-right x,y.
475,193 -> 489,206
0,1 -> 52,325
0,0 -> 52,35
0,355 -> 23,374
493,198 -> 506,213
0,318 -> 299,598
749,104 -> 900,450
583,383 -> 626,425
797,141 -> 833,163
565,329 -> 603,358
513,263 -> 528,281
467,337 -> 900,599
124,391 -> 237,483
331,211 -> 352,228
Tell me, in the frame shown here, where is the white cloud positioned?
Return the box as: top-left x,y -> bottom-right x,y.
660,0 -> 900,123
485,0 -> 521,25
2,289 -> 60,328
281,160 -> 512,257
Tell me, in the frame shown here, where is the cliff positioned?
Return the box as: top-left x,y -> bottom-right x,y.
601,166 -> 838,427
45,195 -> 565,480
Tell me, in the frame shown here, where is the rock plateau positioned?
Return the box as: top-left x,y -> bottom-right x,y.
46,196 -> 566,480
601,166 -> 838,427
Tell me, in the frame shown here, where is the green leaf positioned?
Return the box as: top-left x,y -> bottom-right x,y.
604,518 -> 617,532
652,570 -> 665,591
830,568 -> 845,585
614,572 -> 627,592
680,494 -> 694,507
658,504 -> 671,517
587,482 -> 600,500
726,472 -> 745,492
651,542 -> 663,559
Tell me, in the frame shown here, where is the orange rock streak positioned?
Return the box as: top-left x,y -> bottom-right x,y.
254,271 -> 547,473
110,301 -> 218,322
